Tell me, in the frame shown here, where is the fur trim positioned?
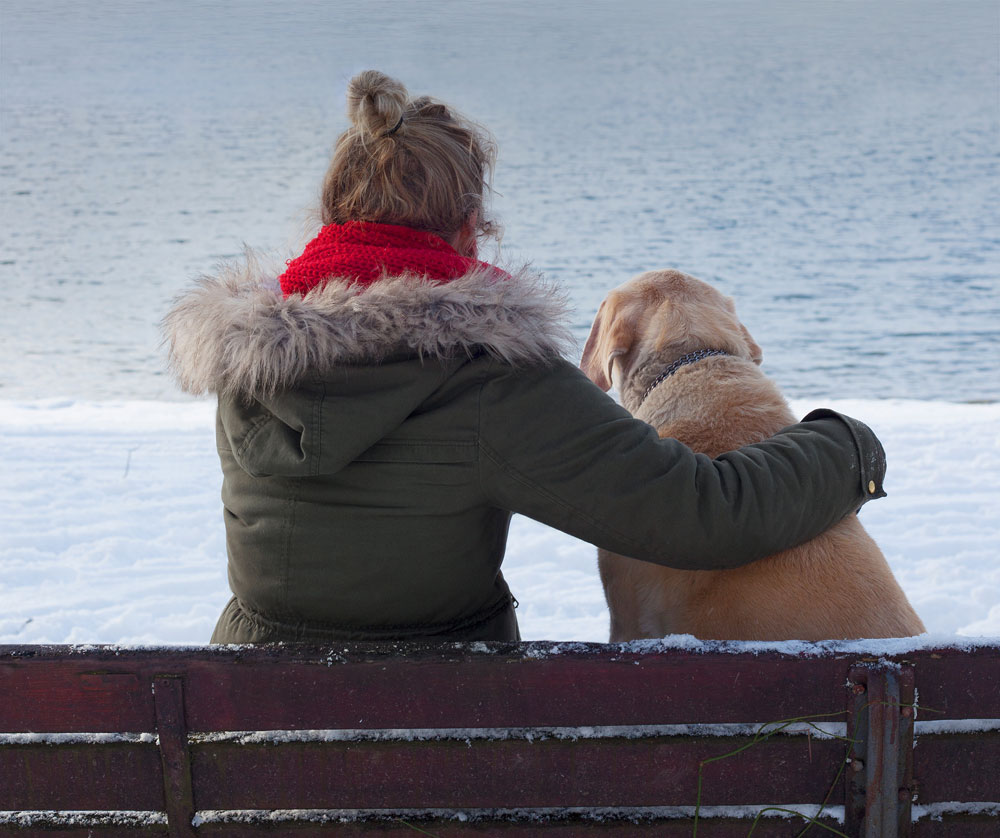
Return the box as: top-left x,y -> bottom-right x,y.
163,249 -> 573,398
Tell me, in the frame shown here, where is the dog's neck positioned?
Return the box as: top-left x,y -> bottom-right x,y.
620,349 -> 731,413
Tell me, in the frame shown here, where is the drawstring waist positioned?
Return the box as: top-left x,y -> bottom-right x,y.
224,592 -> 518,642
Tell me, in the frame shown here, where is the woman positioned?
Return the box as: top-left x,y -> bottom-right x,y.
164,71 -> 886,644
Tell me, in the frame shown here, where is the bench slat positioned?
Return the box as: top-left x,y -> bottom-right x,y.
189,819 -> 840,836
0,744 -> 163,809
913,817 -> 1000,837
1,650 -> 853,732
6,646 -> 995,734
189,736 -> 846,810
912,732 -> 1000,803
0,828 -> 166,838
909,650 -> 1000,719
0,659 -> 153,733
182,655 -> 852,732
3,816 -> 996,838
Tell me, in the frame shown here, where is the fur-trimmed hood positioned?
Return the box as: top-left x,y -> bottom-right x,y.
163,250 -> 573,400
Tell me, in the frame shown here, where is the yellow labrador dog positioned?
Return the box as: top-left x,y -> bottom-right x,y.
581,270 -> 924,641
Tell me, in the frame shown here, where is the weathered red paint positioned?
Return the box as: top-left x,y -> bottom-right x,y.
190,735 -> 845,810
153,677 -> 196,838
912,733 -> 1000,802
0,643 -> 997,837
0,743 -> 162,809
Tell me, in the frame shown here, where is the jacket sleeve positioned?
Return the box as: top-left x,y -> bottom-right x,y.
475,359 -> 887,571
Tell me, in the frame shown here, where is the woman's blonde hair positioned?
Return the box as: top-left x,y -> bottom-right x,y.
321,70 -> 499,243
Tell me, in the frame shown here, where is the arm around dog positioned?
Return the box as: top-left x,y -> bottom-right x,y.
476,359 -> 886,571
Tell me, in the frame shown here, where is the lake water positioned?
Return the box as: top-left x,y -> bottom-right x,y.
2,0 -> 997,401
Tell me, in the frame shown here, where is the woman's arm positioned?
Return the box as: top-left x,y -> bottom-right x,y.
476,360 -> 885,570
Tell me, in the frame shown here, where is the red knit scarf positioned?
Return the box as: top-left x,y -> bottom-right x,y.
279,221 -> 501,297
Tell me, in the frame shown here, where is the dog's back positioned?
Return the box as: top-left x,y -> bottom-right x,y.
584,270 -> 925,641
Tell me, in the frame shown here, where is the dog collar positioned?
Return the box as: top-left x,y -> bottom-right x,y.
637,349 -> 731,407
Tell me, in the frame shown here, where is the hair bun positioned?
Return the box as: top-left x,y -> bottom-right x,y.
346,70 -> 408,137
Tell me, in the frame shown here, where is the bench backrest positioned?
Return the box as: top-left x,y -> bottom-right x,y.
2,641 -> 998,837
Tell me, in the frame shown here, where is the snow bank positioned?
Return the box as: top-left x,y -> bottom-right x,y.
1,398 -> 997,644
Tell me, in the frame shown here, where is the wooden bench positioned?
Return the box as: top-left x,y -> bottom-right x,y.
2,640 -> 998,836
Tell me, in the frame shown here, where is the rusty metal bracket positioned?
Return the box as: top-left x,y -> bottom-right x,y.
153,675 -> 197,838
846,662 -> 916,837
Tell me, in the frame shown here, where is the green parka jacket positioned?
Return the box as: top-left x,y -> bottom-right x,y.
164,257 -> 887,643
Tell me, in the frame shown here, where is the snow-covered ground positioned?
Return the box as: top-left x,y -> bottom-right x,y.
1,397 -> 997,645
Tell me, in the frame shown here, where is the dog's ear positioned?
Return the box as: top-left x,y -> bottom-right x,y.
580,295 -> 637,391
740,323 -> 764,365
723,295 -> 763,366
580,300 -> 613,390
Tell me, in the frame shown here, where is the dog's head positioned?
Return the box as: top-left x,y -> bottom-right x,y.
580,270 -> 763,391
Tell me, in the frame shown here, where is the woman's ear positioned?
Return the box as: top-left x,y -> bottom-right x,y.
453,210 -> 479,258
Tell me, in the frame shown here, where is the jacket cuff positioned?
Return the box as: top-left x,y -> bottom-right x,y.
800,408 -> 887,507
